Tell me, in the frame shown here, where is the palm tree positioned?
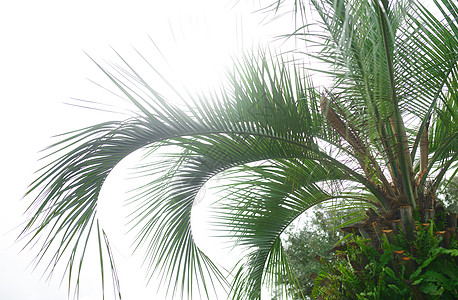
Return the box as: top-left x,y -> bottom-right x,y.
21,0 -> 457,299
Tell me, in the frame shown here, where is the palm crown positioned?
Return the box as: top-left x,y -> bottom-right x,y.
21,0 -> 457,299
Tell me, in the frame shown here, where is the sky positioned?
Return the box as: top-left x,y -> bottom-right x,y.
0,1 -> 299,299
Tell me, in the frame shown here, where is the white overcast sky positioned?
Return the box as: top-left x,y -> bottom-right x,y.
0,1 -> 300,299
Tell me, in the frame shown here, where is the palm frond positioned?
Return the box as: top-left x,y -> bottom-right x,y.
210,156 -> 378,299
21,51 -> 352,298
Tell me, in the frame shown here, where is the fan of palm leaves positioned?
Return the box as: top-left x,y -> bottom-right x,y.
20,0 -> 457,299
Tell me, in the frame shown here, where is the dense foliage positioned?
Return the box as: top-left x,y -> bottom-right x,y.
313,225 -> 458,299
280,188 -> 457,299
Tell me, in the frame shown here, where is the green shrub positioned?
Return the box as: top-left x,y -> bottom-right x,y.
312,226 -> 458,299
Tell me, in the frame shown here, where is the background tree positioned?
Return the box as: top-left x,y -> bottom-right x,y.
20,0 -> 458,299
439,176 -> 458,212
272,206 -> 348,299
